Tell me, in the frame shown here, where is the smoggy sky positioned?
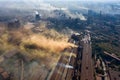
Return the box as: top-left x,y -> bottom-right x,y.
0,0 -> 120,2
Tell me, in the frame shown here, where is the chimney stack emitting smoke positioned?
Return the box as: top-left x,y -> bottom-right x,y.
35,11 -> 41,21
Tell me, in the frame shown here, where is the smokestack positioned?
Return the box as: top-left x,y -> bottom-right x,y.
35,11 -> 40,21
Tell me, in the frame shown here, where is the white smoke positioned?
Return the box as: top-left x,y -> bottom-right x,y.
76,12 -> 87,21
63,9 -> 87,21
38,3 -> 67,11
35,11 -> 39,15
57,63 -> 73,69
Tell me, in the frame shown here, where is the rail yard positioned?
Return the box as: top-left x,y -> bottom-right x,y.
50,32 -> 94,80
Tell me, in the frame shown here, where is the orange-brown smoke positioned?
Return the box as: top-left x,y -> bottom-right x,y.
22,35 -> 75,53
7,26 -> 76,53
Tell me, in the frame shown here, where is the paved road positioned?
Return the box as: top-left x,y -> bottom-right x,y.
80,34 -> 94,80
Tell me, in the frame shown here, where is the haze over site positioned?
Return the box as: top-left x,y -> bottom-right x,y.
0,0 -> 120,2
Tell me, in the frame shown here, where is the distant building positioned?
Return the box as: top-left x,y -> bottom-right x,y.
88,10 -> 97,16
88,10 -> 93,15
35,11 -> 41,21
35,14 -> 40,21
99,10 -> 102,17
7,19 -> 21,30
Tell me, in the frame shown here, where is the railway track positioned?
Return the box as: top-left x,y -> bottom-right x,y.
49,38 -> 78,80
50,49 -> 76,79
